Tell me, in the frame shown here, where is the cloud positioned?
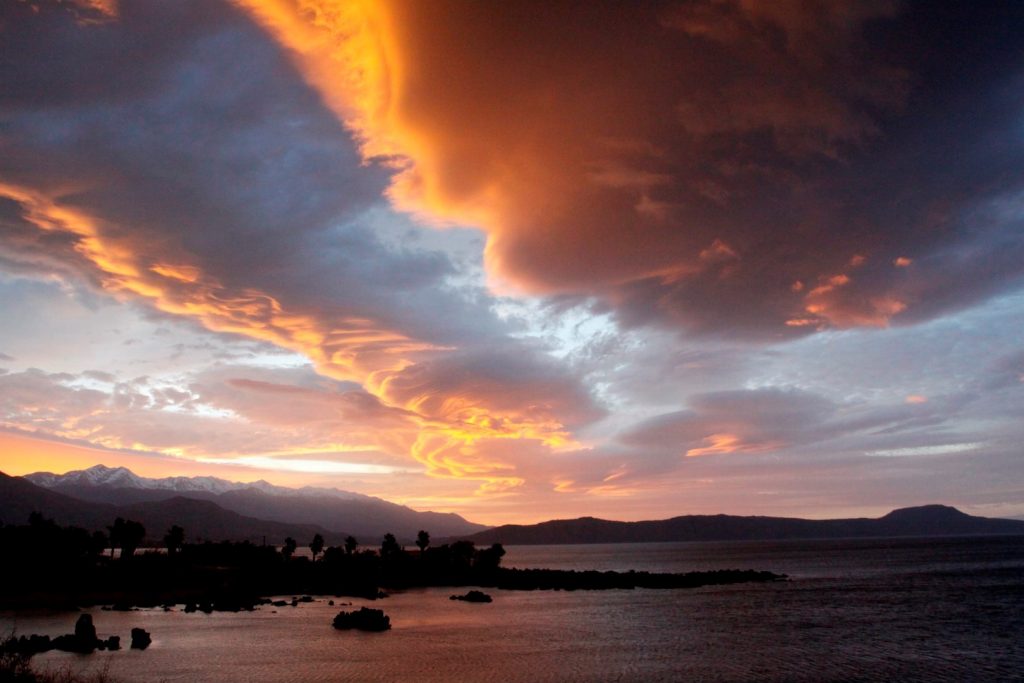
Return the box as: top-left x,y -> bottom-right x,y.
0,0 -> 604,488
238,0 -> 1024,337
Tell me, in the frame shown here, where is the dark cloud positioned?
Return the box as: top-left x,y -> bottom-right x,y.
247,0 -> 1024,338
0,0 -> 509,354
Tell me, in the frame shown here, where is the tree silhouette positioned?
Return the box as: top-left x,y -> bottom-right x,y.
120,520 -> 145,558
416,530 -> 430,554
344,536 -> 358,555
90,530 -> 108,557
107,517 -> 125,558
380,533 -> 400,558
282,537 -> 297,560
164,525 -> 185,555
310,533 -> 324,562
475,543 -> 506,573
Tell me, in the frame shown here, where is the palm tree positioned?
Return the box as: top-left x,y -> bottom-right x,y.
416,530 -> 430,554
344,536 -> 358,555
282,537 -> 297,560
310,533 -> 324,562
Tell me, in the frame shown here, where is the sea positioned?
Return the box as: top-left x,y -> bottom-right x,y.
4,535 -> 1023,682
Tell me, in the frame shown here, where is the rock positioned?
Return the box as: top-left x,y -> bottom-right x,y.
184,602 -> 197,613
332,607 -> 391,632
450,590 -> 493,603
299,595 -> 314,603
130,628 -> 151,650
104,636 -> 120,651
10,634 -> 53,656
272,600 -> 288,607
75,614 -> 98,643
49,614 -> 101,653
327,600 -> 335,606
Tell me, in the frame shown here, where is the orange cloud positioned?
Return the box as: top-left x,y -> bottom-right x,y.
0,181 -> 579,492
232,0 -> 922,339
685,433 -> 779,457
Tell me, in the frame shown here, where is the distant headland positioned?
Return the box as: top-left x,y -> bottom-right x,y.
455,504 -> 1024,545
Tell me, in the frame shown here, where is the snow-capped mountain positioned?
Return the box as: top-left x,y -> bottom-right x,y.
26,464 -> 367,500
24,464 -> 488,539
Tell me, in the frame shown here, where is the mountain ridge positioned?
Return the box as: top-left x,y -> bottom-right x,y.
25,464 -> 371,500
23,464 -> 488,539
455,504 -> 1024,545
0,471 -> 340,544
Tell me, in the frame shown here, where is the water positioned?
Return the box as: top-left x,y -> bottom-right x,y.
4,536 -> 1023,682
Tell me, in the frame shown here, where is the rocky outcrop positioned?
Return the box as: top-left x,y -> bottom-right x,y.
331,607 -> 391,631
450,590 -> 492,603
4,615 -> 127,656
130,628 -> 152,650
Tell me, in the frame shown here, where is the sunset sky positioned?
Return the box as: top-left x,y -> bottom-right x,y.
1,0 -> 1023,524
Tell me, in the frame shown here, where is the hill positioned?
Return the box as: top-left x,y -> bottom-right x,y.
458,505 -> 1024,545
25,464 -> 488,539
0,471 -> 342,545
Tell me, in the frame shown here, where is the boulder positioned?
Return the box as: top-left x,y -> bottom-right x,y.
75,614 -> 98,643
130,628 -> 151,650
332,607 -> 391,632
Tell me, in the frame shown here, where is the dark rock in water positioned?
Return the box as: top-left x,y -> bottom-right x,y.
272,600 -> 288,607
49,614 -> 102,653
130,628 -> 151,650
450,590 -> 493,603
7,634 -> 54,656
75,614 -> 98,643
5,616 -> 118,657
184,602 -> 197,613
299,595 -> 314,603
328,600 -> 335,606
110,602 -> 135,612
332,607 -> 391,632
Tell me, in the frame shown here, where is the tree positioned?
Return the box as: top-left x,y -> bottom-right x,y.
282,537 -> 297,560
90,530 -> 108,557
120,520 -> 145,558
107,517 -> 125,558
164,525 -> 185,555
310,533 -> 324,562
344,536 -> 358,555
416,530 -> 430,555
475,543 -> 506,572
380,533 -> 400,558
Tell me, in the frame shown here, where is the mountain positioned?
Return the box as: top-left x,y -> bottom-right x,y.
0,471 -> 340,544
459,505 -> 1024,545
25,464 -> 365,499
25,464 -> 488,540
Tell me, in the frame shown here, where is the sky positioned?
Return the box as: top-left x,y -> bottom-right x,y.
1,0 -> 1023,525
